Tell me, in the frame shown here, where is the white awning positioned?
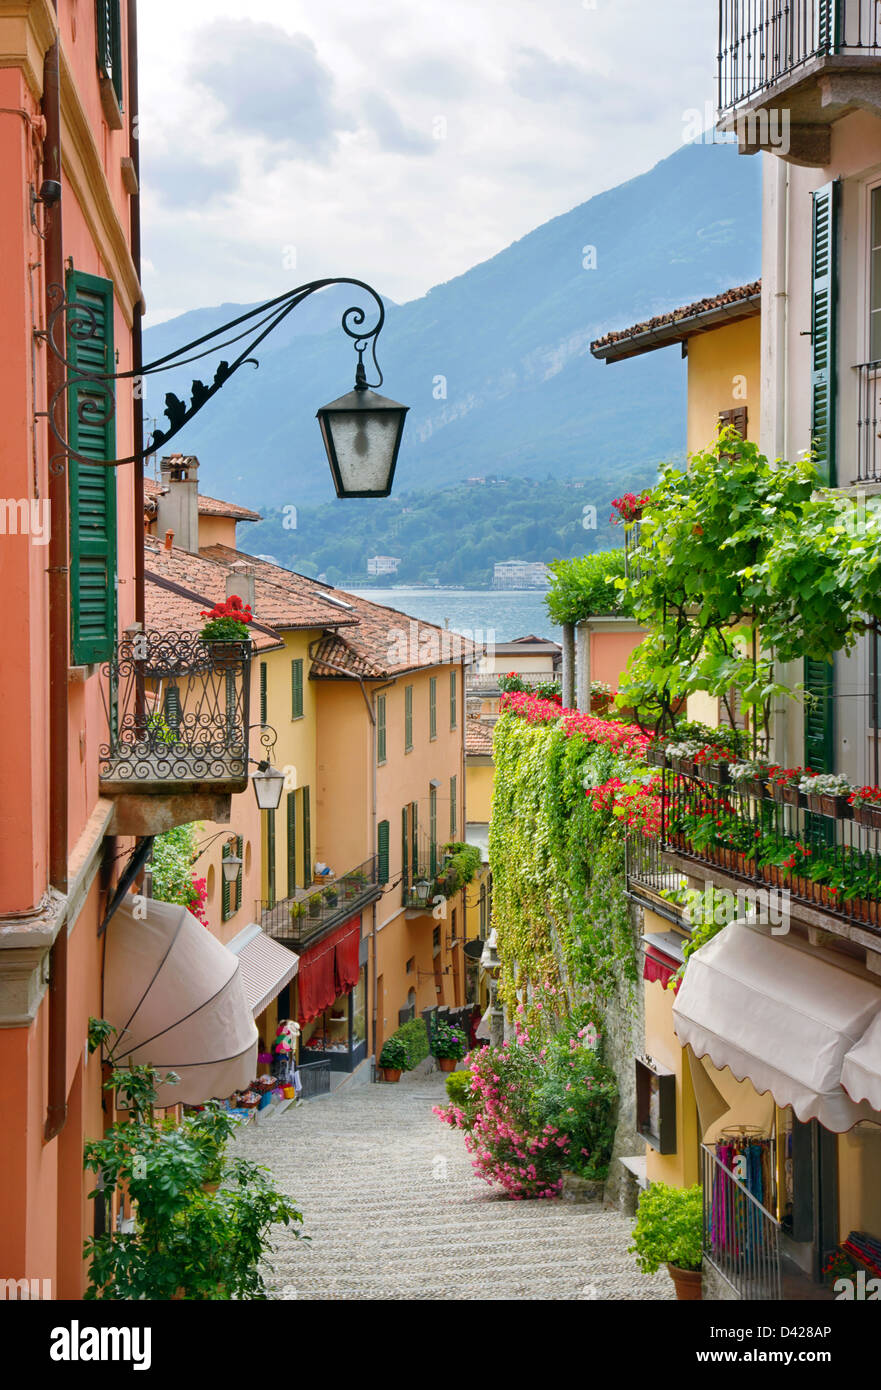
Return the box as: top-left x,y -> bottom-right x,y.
672,920 -> 881,1132
104,897 -> 258,1106
842,1012 -> 881,1111
226,923 -> 299,1018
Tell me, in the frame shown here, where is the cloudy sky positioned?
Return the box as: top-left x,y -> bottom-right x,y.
138,0 -> 717,325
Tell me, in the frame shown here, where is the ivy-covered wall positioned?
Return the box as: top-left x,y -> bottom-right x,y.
488,698 -> 648,1205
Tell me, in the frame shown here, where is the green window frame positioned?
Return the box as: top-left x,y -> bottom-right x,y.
286,790 -> 297,897
430,785 -> 437,876
378,819 -> 390,884
376,693 -> 387,764
265,809 -> 276,908
67,270 -> 117,665
404,684 -> 414,752
96,0 -> 123,106
291,658 -> 304,720
302,786 -> 312,885
450,774 -> 457,838
811,180 -> 839,485
222,835 -> 243,922
410,800 -> 418,878
429,677 -> 437,740
401,806 -> 409,905
260,661 -> 268,726
450,670 -> 458,729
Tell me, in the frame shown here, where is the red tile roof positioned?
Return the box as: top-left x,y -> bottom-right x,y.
465,716 -> 495,756
590,280 -> 761,362
144,477 -> 262,522
144,570 -> 282,652
201,544 -> 476,679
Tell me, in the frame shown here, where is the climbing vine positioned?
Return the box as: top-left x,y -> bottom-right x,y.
489,698 -> 643,1028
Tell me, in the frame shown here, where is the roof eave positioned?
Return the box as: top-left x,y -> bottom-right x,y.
590,292 -> 762,364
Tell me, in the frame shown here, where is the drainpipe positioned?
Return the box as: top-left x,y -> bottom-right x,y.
128,0 -> 144,625
43,12 -> 69,1142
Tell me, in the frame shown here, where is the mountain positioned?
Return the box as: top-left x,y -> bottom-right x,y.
142,140 -> 762,512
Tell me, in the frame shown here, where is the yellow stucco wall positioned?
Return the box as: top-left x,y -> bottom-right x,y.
642,906 -> 700,1188
259,630 -> 322,899
686,316 -> 761,454
465,761 -> 494,824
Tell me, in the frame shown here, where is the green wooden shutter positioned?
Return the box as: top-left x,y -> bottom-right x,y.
450,670 -> 457,729
291,658 -> 304,719
429,677 -> 437,739
260,662 -> 268,725
266,808 -> 276,908
804,657 -> 834,774
378,819 -> 390,884
811,181 -> 839,485
235,834 -> 243,914
817,0 -> 842,54
67,270 -> 117,665
411,800 -> 418,876
302,786 -> 311,885
221,842 -> 231,921
401,806 -> 409,905
97,0 -> 123,103
376,694 -> 387,764
405,685 -> 413,751
430,786 -> 437,875
450,774 -> 457,838
286,790 -> 297,896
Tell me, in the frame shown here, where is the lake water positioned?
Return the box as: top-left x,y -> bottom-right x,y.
348,588 -> 561,645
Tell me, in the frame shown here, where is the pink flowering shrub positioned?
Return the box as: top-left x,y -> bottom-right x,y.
499,691 -> 649,759
434,1022 -> 618,1199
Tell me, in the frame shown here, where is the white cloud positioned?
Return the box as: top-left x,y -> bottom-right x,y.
137,0 -> 716,324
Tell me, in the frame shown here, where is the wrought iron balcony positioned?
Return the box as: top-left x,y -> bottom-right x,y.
623,520 -> 643,583
99,630 -> 252,794
654,761 -> 881,936
718,0 -> 881,114
856,360 -> 881,484
257,856 -> 380,948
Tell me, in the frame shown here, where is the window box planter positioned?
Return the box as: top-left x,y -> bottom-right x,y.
846,897 -> 881,927
670,756 -> 697,778
702,761 -> 729,787
807,792 -> 850,819
854,804 -> 881,831
204,639 -> 250,672
770,783 -> 803,808
646,747 -> 667,769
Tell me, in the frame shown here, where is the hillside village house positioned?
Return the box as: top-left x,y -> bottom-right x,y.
587,2 -> 881,1296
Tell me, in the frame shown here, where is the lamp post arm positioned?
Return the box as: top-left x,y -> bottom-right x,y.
43,277 -> 387,470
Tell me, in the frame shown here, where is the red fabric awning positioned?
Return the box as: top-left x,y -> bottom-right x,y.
643,943 -> 680,990
297,916 -> 361,1024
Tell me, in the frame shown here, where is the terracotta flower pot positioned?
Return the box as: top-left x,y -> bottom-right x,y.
667,1263 -> 702,1300
437,1057 -> 457,1073
383,1067 -> 401,1083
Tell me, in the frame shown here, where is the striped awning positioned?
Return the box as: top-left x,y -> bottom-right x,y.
226,923 -> 299,1018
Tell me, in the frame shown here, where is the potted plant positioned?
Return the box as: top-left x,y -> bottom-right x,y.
629,1182 -> 703,1300
199,595 -> 253,669
307,893 -> 322,918
799,772 -> 853,819
767,766 -> 804,808
850,786 -> 881,830
288,900 -> 305,922
379,1035 -> 408,1083
729,758 -> 771,799
322,884 -> 339,908
432,1020 -> 467,1072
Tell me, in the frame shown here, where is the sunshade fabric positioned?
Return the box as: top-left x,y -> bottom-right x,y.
297,916 -> 361,1023
104,897 -> 257,1106
842,1012 -> 881,1111
643,943 -> 679,988
672,920 -> 881,1132
226,923 -> 299,1018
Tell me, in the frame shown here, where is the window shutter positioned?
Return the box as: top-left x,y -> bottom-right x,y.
266,808 -> 276,908
429,677 -> 437,739
429,786 -> 437,875
718,406 -> 748,438
405,685 -> 413,751
96,0 -> 123,103
804,657 -> 834,773
376,694 -> 386,764
260,662 -> 268,725
811,181 -> 839,485
817,0 -> 841,54
302,786 -> 311,885
221,842 -> 231,921
378,819 -> 390,884
450,670 -> 457,729
411,800 -> 418,877
67,270 -> 117,665
401,807 -> 409,905
286,790 -> 297,896
291,658 -> 304,719
450,774 -> 457,838
235,834 -> 243,913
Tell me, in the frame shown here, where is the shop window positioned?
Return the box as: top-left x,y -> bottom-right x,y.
635,1056 -> 676,1154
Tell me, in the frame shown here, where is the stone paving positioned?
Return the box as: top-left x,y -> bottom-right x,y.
233,1067 -> 674,1301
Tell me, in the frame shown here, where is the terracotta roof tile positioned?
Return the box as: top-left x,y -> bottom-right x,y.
465,716 -> 495,756
143,573 -> 282,652
590,280 -> 761,361
144,477 -> 262,522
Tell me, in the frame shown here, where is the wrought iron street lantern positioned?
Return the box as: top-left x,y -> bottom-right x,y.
414,877 -> 432,906
222,850 -> 243,884
317,356 -> 408,499
251,761 -> 284,811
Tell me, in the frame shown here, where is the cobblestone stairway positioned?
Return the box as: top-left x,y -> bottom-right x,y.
233,1069 -> 674,1301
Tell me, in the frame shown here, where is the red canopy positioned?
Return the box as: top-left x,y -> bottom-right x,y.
643,942 -> 681,992
297,916 -> 362,1023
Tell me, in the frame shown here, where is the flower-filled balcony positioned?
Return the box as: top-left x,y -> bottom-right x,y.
402,838 -> 482,914
655,755 -> 881,935
99,629 -> 252,800
257,857 -> 381,949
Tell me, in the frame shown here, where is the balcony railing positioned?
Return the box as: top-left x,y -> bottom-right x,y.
659,761 -> 881,935
702,1143 -> 782,1300
257,856 -> 379,947
99,631 -> 251,793
856,360 -> 881,483
623,520 -> 643,583
718,0 -> 881,112
466,670 -> 558,692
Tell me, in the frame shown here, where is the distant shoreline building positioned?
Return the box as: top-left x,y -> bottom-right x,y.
367,555 -> 402,577
492,560 -> 550,590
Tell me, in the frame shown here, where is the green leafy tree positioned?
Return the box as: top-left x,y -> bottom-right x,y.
545,549 -> 627,626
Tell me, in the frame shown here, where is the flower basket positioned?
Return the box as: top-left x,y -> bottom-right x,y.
205,639 -> 247,671
821,793 -> 849,819
854,804 -> 881,830
646,747 -> 667,769
438,1056 -> 457,1073
703,762 -> 729,787
382,1067 -> 401,1083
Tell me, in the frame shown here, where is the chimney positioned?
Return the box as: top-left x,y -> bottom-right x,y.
164,529 -> 174,551
226,561 -> 256,612
157,454 -> 200,554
